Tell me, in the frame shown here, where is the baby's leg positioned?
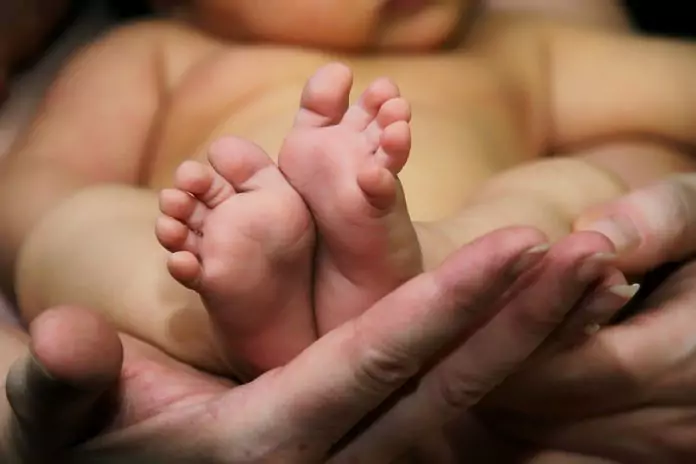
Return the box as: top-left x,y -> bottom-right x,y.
279,63 -> 422,334
416,157 -> 622,267
15,185 -> 230,370
7,23 -> 238,373
0,25 -> 160,295
410,156 -> 638,334
157,137 -> 316,378
419,143 -> 695,282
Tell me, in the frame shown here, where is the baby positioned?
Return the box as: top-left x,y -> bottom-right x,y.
2,0 -> 696,378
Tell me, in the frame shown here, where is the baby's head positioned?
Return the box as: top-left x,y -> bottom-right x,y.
172,0 -> 478,50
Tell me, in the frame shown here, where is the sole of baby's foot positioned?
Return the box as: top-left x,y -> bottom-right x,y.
156,136 -> 316,379
278,62 -> 422,334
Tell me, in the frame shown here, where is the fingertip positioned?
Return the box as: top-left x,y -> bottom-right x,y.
574,180 -> 696,273
549,269 -> 632,349
575,213 -> 641,256
30,306 -> 123,387
6,307 -> 122,461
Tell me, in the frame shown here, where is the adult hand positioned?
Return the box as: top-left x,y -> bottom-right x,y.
0,227 -> 536,463
475,175 -> 696,463
327,230 -> 623,463
0,227 -> 618,463
575,174 -> 696,273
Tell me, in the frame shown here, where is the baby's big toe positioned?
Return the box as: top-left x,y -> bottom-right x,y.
294,62 -> 353,128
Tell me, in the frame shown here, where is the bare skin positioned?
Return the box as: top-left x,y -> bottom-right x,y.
4,4 -> 696,377
157,64 -> 419,370
157,137 -> 316,376
0,229 -> 626,463
278,64 -> 420,333
0,2 -> 668,462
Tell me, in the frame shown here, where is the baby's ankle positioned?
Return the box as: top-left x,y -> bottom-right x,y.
414,221 -> 458,271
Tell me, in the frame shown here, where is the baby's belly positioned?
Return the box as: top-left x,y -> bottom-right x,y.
149,47 -> 533,221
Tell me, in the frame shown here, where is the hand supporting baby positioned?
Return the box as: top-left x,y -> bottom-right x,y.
473,174 -> 696,463
1,226 -> 621,463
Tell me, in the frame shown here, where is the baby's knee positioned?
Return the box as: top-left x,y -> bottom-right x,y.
471,157 -> 629,219
436,157 -> 631,246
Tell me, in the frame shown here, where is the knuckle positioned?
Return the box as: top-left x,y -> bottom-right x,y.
598,340 -> 646,393
658,182 -> 689,228
666,180 -> 696,242
645,180 -> 696,236
355,349 -> 415,393
349,322 -> 421,394
432,369 -> 496,412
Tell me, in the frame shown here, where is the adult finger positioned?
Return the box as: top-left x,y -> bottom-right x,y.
481,259 -> 696,420
545,268 -> 637,348
575,174 -> 696,273
0,320 -> 30,461
5,306 -> 122,462
227,226 -> 549,462
335,231 -> 618,462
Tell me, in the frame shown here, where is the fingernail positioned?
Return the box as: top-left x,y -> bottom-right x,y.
512,243 -> 550,274
581,283 -> 640,316
580,215 -> 641,253
577,252 -> 616,281
608,283 -> 641,300
576,283 -> 640,334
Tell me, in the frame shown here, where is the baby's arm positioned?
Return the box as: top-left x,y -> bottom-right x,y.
488,0 -> 631,31
546,24 -> 696,156
422,15 -> 696,269
471,14 -> 696,189
547,22 -> 696,193
1,22 -> 229,372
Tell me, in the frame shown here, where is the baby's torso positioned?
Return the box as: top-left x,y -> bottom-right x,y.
149,36 -> 546,220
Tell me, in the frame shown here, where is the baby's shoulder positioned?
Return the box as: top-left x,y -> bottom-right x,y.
466,11 -> 601,51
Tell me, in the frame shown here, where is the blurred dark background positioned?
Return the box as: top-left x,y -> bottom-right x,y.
626,0 -> 696,37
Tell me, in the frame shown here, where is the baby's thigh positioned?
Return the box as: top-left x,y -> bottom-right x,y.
0,22 -> 175,288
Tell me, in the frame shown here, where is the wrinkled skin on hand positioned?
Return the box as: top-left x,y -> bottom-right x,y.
478,176 -> 696,463
0,228 -> 622,463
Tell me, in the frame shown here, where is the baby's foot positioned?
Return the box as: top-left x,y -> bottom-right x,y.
279,63 -> 422,333
156,137 -> 316,378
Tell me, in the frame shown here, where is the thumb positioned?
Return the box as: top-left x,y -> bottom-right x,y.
575,175 -> 696,273
5,306 -> 123,462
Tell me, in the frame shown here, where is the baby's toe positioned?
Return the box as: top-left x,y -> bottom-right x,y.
167,251 -> 202,289
376,120 -> 411,174
341,77 -> 400,131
